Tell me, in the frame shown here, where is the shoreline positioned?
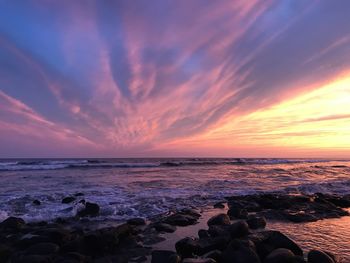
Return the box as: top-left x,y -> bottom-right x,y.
1,193 -> 349,262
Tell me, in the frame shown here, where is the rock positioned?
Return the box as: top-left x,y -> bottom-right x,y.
32,227 -> 71,245
77,202 -> 100,217
55,217 -> 67,224
164,214 -> 198,226
208,225 -> 231,238
247,216 -> 266,229
11,255 -> 52,263
182,258 -> 216,263
226,194 -> 349,223
202,250 -> 222,261
214,202 -> 225,209
0,245 -> 11,263
62,196 -> 76,204
180,208 -> 201,218
228,220 -> 250,238
249,230 -> 303,260
154,223 -> 176,233
82,224 -> 132,255
221,239 -> 261,263
175,237 -> 198,257
151,250 -> 180,263
308,250 -> 335,263
207,214 -> 231,226
25,242 -> 59,255
33,200 -> 41,205
282,211 -> 317,223
127,218 -> 146,226
198,229 -> 210,239
264,248 -> 296,263
65,252 -> 87,262
74,192 -> 84,196
83,233 -> 107,256
0,216 -> 25,230
227,207 -> 248,219
196,236 -> 229,255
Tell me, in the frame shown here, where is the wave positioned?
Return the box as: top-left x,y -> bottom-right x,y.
0,158 -> 348,171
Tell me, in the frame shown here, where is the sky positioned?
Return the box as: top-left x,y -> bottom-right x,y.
0,0 -> 350,158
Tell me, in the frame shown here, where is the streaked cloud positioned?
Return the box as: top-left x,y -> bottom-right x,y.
0,0 -> 350,157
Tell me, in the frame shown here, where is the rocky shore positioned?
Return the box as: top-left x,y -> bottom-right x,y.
1,193 -> 349,263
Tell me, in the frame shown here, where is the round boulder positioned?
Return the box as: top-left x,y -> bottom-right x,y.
308,250 -> 335,263
228,220 -> 249,238
77,202 -> 100,217
264,248 -> 296,263
207,214 -> 230,226
0,217 -> 25,230
62,196 -> 76,204
247,216 -> 267,229
25,242 -> 60,255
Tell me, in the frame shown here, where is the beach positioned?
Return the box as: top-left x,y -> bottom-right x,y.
1,158 -> 350,262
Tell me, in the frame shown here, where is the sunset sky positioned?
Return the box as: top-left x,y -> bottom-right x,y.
1,0 -> 350,158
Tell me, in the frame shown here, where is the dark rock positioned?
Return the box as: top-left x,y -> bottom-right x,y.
198,229 -> 210,239
282,211 -> 317,223
143,235 -> 166,245
307,250 -> 335,263
207,214 -> 230,226
151,250 -> 180,263
83,233 -> 106,256
227,198 -> 261,212
264,248 -> 296,263
226,194 -> 349,223
55,217 -> 67,224
16,233 -> 51,249
228,220 -> 250,238
196,236 -> 229,255
65,252 -> 87,262
208,225 -> 230,238
32,227 -> 71,245
62,196 -> 76,204
74,192 -> 84,196
130,255 -> 148,262
180,208 -> 201,218
0,216 -> 25,230
202,250 -> 222,261
164,214 -> 198,226
182,259 -> 216,263
324,251 -> 338,262
154,223 -> 176,233
127,218 -> 146,226
77,202 -> 100,217
25,242 -> 59,255
227,207 -> 248,219
82,224 -> 132,255
249,230 -> 303,260
0,245 -> 11,263
221,239 -> 261,263
214,202 -> 225,209
12,255 -> 51,263
33,200 -> 41,205
175,237 -> 198,257
247,216 -> 266,229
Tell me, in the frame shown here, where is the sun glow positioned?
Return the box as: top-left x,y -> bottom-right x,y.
163,74 -> 350,157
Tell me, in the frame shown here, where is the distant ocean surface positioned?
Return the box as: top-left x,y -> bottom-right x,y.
1,158 -> 350,223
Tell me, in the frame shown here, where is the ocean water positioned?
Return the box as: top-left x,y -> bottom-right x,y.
2,158 -> 350,260
1,158 -> 350,222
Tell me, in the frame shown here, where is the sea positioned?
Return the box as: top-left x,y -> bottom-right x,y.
1,158 -> 350,260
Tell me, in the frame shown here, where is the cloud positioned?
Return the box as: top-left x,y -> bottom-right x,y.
0,0 -> 350,157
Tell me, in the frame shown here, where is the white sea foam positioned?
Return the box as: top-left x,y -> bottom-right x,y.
0,158 -> 349,222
